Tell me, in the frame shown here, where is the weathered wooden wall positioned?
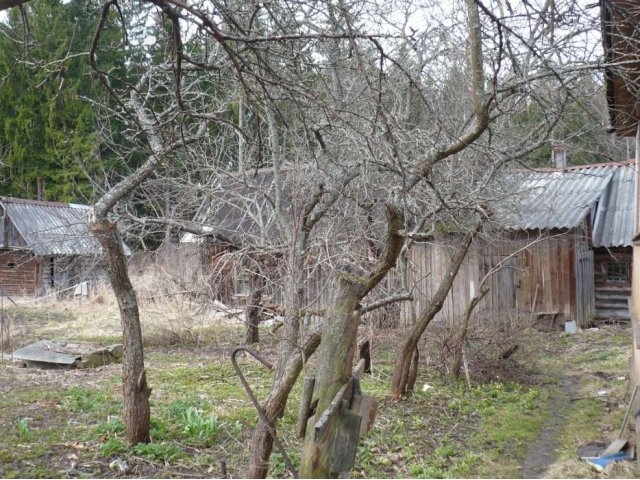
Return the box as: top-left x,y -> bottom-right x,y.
400,230 -> 587,327
0,250 -> 38,296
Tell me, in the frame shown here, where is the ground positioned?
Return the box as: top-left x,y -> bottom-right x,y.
0,296 -> 638,479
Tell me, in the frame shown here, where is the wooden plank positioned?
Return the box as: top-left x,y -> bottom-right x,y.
297,376 -> 316,438
330,408 -> 362,474
314,379 -> 353,442
350,394 -> 378,437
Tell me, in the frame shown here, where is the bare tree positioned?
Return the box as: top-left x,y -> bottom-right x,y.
0,0 -> 608,472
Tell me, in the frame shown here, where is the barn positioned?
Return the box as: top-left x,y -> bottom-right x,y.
0,197 -> 107,297
402,160 -> 635,329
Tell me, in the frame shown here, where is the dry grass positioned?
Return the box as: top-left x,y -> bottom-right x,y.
1,271 -> 246,352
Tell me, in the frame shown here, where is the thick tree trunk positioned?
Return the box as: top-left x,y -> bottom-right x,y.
244,273 -> 265,345
300,272 -> 364,478
391,222 -> 481,399
247,204 -> 403,477
91,220 -> 151,444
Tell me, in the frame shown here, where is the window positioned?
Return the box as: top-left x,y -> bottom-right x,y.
607,261 -> 628,283
6,262 -> 15,270
234,271 -> 252,297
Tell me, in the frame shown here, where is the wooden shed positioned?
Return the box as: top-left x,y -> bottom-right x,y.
402,161 -> 635,328
0,197 -> 107,297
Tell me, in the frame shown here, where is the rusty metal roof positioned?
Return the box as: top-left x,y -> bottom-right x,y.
0,197 -> 103,256
505,162 -> 635,247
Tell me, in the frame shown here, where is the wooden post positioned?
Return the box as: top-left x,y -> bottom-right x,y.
297,376 -> 316,438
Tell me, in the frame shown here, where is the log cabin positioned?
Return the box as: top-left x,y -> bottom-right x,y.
0,197 -> 107,297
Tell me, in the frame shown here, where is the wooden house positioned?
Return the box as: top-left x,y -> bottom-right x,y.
0,197 -> 107,297
402,161 -> 635,329
600,0 -> 640,441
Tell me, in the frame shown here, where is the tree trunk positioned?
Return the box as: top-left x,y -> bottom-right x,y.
406,347 -> 419,394
300,272 -> 364,478
247,333 -> 321,478
244,273 -> 265,345
391,222 -> 481,399
450,287 -> 488,379
91,220 -> 151,444
247,253 -> 307,478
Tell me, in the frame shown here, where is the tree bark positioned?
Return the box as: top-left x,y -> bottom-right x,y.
91,220 -> 151,444
300,272 -> 364,478
391,221 -> 482,399
244,273 -> 265,345
406,347 -> 419,394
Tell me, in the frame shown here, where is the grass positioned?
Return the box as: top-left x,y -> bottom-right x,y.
16,418 -> 32,441
1,299 -> 638,478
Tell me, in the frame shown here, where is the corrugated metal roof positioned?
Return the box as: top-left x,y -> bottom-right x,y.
503,163 -> 635,247
510,166 -> 613,230
1,197 -> 103,256
592,165 -> 635,247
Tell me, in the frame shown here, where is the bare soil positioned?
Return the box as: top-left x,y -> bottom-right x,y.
520,375 -> 578,478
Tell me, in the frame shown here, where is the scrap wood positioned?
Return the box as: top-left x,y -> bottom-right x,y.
618,384 -> 640,438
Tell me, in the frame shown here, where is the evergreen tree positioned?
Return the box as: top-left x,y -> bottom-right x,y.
0,0 -> 123,202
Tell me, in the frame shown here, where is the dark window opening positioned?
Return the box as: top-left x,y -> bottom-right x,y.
607,261 -> 629,283
234,270 -> 251,297
7,262 -> 15,270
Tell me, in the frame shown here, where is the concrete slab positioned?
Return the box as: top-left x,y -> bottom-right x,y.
12,340 -> 123,369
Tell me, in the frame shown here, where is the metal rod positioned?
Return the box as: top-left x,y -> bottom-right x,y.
230,347 -> 298,478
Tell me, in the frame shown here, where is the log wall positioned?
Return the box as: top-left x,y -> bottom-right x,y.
0,249 -> 38,296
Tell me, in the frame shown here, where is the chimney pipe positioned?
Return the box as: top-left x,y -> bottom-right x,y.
552,144 -> 567,169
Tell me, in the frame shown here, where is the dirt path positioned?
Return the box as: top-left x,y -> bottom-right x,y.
520,376 -> 577,479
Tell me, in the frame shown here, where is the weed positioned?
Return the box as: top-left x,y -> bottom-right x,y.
62,387 -> 110,414
269,452 -> 300,477
16,418 -> 32,441
94,417 -> 125,437
99,437 -> 127,457
231,420 -> 243,435
133,442 -> 184,462
165,397 -> 207,420
181,407 -> 220,443
408,462 -> 448,479
150,417 -> 172,441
